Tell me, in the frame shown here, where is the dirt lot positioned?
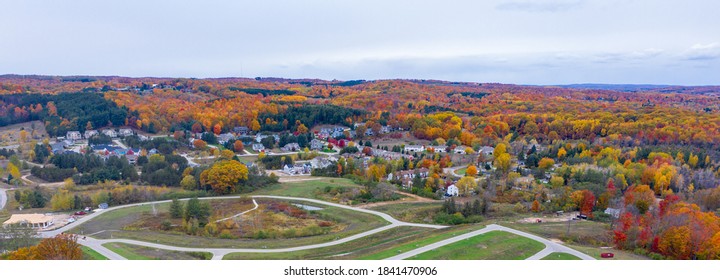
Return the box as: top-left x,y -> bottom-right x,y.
518,211 -> 581,223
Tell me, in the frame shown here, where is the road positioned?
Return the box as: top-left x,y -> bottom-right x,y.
0,186 -> 7,210
384,224 -> 595,260
40,195 -> 447,260
214,198 -> 258,223
20,174 -> 65,188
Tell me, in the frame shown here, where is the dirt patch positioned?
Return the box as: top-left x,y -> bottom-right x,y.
518,211 -> 580,223
0,121 -> 48,146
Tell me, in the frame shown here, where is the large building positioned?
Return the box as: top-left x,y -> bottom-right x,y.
2,214 -> 54,229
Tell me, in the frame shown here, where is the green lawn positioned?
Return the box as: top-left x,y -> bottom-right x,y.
407,231 -> 545,260
223,226 -> 434,260
455,167 -> 467,175
367,202 -> 443,224
359,224 -> 487,260
250,178 -> 363,200
499,220 -> 613,246
81,246 -> 109,260
541,253 -> 581,260
103,243 -> 212,260
72,198 -> 389,249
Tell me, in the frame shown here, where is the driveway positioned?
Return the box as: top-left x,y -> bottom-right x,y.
384,224 -> 594,260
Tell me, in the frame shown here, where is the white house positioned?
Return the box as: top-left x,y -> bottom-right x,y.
479,146 -> 495,156
446,185 -> 459,197
252,143 -> 265,152
84,130 -> 98,139
454,146 -> 468,154
66,131 -> 82,141
217,133 -> 235,145
102,129 -> 117,138
404,145 -> 425,153
118,128 -> 133,137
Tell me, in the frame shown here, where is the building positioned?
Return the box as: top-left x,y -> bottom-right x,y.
446,185 -> 459,197
604,208 -> 621,219
428,145 -> 448,153
252,143 -> 265,152
217,133 -> 235,145
479,146 -> 495,156
102,129 -> 117,138
66,131 -> 82,141
404,145 -> 425,153
454,146 -> 468,154
281,143 -> 301,152
2,214 -> 54,229
310,157 -> 337,169
309,139 -> 324,150
233,126 -> 250,135
84,130 -> 99,139
118,128 -> 133,137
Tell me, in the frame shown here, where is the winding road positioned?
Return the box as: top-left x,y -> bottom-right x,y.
384,224 -> 594,260
41,195 -> 447,260
0,186 -> 7,210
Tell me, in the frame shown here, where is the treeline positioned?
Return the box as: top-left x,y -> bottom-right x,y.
259,104 -> 367,131
228,87 -> 295,96
49,153 -> 138,185
0,92 -> 132,136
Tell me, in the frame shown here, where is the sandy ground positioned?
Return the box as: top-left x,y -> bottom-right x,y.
518,211 -> 580,223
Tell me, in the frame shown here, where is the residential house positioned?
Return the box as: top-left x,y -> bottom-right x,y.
454,146 -> 468,154
309,139 -> 324,150
233,126 -> 250,135
66,131 -> 82,141
310,157 -> 337,169
404,145 -> 425,153
217,133 -> 235,145
281,143 -> 301,152
445,185 -> 459,197
479,146 -> 495,156
84,130 -> 99,139
102,129 -> 117,138
604,208 -> 621,219
252,143 -> 265,152
428,145 -> 448,153
283,163 -> 312,175
118,128 -> 133,137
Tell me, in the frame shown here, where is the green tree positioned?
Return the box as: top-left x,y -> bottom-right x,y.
180,175 -> 197,190
170,198 -> 184,219
184,197 -> 210,226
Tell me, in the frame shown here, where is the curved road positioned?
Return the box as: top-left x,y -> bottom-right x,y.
385,224 -> 594,260
0,186 -> 7,210
42,195 -> 447,260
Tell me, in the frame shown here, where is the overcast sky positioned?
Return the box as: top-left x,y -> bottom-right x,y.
1,0 -> 719,85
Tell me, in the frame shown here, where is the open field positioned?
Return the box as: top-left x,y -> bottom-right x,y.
0,121 -> 47,147
223,226 -> 434,260
81,245 -> 109,260
541,252 -> 581,260
407,231 -> 545,260
70,198 -> 389,249
103,243 -> 211,260
359,224 -> 488,260
499,220 -> 613,246
250,178 -> 364,203
367,202 -> 443,224
455,167 -> 467,175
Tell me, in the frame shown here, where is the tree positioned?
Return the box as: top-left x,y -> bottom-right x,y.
200,160 -> 249,194
193,139 -> 207,150
494,153 -> 511,174
213,123 -> 222,135
180,175 -> 197,190
184,197 -> 210,226
170,198 -> 184,219
538,157 -> 555,170
250,119 -> 261,131
531,200 -> 541,213
466,165 -> 478,177
456,176 -> 478,196
220,149 -> 235,160
233,140 -> 244,153
9,234 -> 82,260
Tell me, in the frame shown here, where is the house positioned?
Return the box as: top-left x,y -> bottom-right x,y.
217,133 -> 235,145
233,126 -> 250,135
118,128 -> 133,137
310,157 -> 337,169
479,146 -> 495,156
138,134 -> 149,141
84,130 -> 99,139
255,134 -> 269,143
2,214 -> 54,229
404,145 -> 425,153
454,146 -> 469,154
50,142 -> 66,154
309,139 -> 324,150
604,208 -> 621,219
102,129 -> 117,138
66,131 -> 82,141
252,143 -> 265,152
283,163 -> 312,175
446,184 -> 459,197
428,145 -> 448,153
281,143 -> 301,152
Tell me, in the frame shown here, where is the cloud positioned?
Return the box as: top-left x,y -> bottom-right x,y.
683,43 -> 720,61
495,0 -> 585,12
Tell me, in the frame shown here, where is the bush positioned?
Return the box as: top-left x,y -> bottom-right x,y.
160,220 -> 172,231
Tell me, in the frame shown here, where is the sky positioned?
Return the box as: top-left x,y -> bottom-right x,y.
1,0 -> 719,85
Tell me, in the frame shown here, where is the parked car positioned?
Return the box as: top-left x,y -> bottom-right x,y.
601,253 -> 615,258
74,211 -> 87,215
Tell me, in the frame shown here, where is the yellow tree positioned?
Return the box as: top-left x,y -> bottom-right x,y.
494,153 -> 511,174
456,176 -> 477,196
466,165 -> 478,177
200,160 -> 249,194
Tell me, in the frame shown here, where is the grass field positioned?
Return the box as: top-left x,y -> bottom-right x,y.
250,178 -> 364,202
103,243 -> 212,260
81,246 -> 109,260
499,220 -> 613,246
367,202 -> 443,224
407,231 -> 545,260
223,226 -> 435,260
541,253 -> 581,260
359,224 -> 488,260
568,244 -> 648,260
71,198 -> 389,249
455,167 -> 467,175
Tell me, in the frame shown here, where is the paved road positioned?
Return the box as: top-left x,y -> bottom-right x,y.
41,195 -> 447,260
0,186 -> 7,210
21,174 -> 65,188
385,224 -> 595,260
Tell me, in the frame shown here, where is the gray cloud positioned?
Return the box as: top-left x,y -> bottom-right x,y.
683,43 -> 720,61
